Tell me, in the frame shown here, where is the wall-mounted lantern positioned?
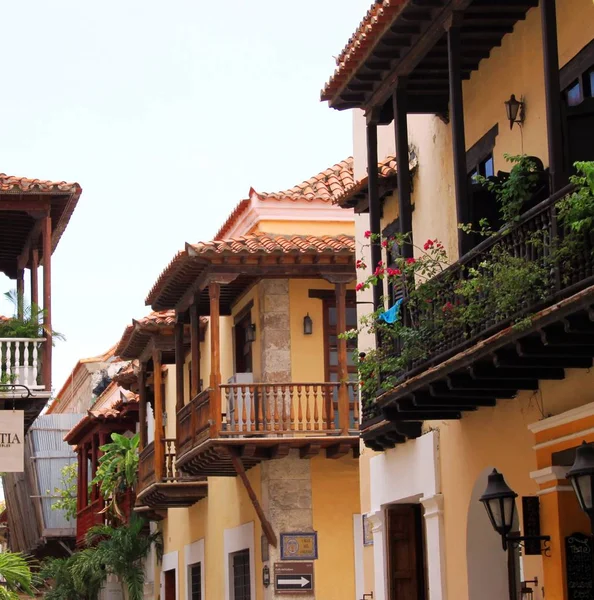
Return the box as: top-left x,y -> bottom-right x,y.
262,565 -> 270,588
245,323 -> 256,343
520,577 -> 538,600
505,94 -> 525,129
566,441 -> 594,533
303,313 -> 313,335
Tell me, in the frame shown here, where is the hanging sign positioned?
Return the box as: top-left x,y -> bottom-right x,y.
0,410 -> 24,472
274,562 -> 314,594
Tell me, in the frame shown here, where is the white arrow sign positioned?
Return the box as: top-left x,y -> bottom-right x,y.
277,577 -> 310,587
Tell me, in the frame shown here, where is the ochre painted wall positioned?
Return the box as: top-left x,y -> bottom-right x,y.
311,454 -> 360,600
256,219 -> 355,237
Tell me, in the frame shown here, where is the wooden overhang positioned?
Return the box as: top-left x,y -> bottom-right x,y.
0,394 -> 50,434
146,234 -> 356,313
0,176 -> 81,279
322,0 -> 539,115
136,479 -> 208,510
64,399 -> 139,447
363,284 -> 594,451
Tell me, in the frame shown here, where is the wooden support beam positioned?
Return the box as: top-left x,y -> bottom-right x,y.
42,214 -> 52,391
447,14 -> 470,258
366,119 -> 383,311
228,450 -> 277,548
393,79 -> 414,257
16,270 -> 24,319
76,448 -> 83,513
153,350 -> 164,482
209,282 -> 222,437
91,436 -> 98,502
175,320 -> 185,414
540,0 -> 565,191
190,305 -> 201,398
30,249 -> 39,313
335,282 -> 350,434
138,366 -> 148,451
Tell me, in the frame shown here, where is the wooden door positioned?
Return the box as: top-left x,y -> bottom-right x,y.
164,569 -> 176,600
387,505 -> 426,600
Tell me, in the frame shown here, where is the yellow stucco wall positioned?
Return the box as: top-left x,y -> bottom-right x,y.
257,219 -> 355,237
311,454 -> 360,600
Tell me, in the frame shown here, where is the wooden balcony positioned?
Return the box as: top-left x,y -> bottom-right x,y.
0,337 -> 49,431
177,382 -> 359,476
76,498 -> 104,546
136,438 -> 207,509
363,185 -> 594,450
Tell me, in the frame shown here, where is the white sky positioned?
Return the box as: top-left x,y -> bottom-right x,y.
0,0 -> 367,391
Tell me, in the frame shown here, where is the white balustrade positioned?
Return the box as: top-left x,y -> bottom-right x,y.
0,338 -> 46,391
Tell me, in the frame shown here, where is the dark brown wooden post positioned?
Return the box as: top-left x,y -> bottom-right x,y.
447,13 -> 469,259
80,444 -> 88,510
190,305 -> 201,398
16,270 -> 24,319
366,116 -> 383,311
175,320 -> 186,414
138,365 -> 147,451
76,448 -> 83,514
540,0 -> 565,191
30,249 -> 39,315
91,435 -> 98,501
41,214 -> 52,391
335,282 -> 349,434
393,81 -> 414,258
209,282 -> 222,437
153,350 -> 164,482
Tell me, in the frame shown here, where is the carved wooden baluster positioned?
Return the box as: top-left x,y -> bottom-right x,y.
321,384 -> 328,431
290,385 -> 296,430
23,342 -> 30,387
328,385 -> 335,430
32,342 -> 39,387
297,385 -> 303,431
313,384 -> 319,431
272,385 -> 279,431
4,341 -> 11,382
265,386 -> 273,431
305,385 -> 311,431
257,385 -> 264,431
353,383 -> 360,428
280,385 -> 287,431
241,386 -> 248,432
249,386 -> 256,432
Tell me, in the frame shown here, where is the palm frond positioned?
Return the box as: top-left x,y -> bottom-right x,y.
0,552 -> 34,595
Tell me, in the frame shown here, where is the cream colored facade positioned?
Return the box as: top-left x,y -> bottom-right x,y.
348,1 -> 594,599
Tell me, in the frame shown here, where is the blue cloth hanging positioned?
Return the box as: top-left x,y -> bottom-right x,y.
378,299 -> 403,324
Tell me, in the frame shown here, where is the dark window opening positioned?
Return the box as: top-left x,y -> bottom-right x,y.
231,549 -> 251,600
234,312 -> 253,374
190,563 -> 201,600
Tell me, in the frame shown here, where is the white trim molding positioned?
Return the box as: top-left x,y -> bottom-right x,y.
529,401 -> 594,433
184,539 -> 205,600
530,466 -> 569,485
533,426 -> 594,450
160,551 -> 179,600
223,521 -> 256,600
353,515 -> 364,600
421,494 -> 447,600
536,485 -> 574,496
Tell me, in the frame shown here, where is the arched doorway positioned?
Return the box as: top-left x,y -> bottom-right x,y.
467,467 -> 520,600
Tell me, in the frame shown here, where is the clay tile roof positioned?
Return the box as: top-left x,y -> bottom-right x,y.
115,310 -> 176,359
321,0 -> 407,104
146,233 -> 355,309
250,158 -> 355,204
0,174 -> 80,195
187,232 -> 355,258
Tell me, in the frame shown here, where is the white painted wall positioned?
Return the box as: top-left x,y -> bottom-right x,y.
223,521 -> 256,600
184,539 -> 205,600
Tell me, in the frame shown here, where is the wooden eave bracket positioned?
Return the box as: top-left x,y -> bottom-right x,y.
227,448 -> 278,548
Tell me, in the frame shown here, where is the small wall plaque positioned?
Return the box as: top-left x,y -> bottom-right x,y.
362,515 -> 374,546
261,534 -> 269,562
280,532 -> 318,560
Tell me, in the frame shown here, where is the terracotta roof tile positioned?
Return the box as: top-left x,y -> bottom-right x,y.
250,158 -> 355,203
0,174 -> 80,195
187,233 -> 355,258
321,0 -> 407,104
115,310 -> 176,359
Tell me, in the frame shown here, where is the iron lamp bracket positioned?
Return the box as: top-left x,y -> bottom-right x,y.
507,534 -> 551,557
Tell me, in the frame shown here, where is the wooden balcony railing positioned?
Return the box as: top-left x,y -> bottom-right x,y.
76,497 -> 104,545
138,438 -> 183,495
178,389 -> 211,457
220,382 -> 359,434
363,183 -> 594,423
0,338 -> 46,391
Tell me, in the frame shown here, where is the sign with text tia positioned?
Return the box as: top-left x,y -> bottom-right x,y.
0,411 -> 24,472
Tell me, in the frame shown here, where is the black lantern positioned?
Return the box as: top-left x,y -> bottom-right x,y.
245,323 -> 256,343
479,469 -> 518,549
505,94 -> 524,129
567,442 -> 594,532
262,565 -> 270,588
303,313 -> 313,335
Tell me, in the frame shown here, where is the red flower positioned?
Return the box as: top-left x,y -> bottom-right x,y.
406,257 -> 416,265
386,267 -> 402,277
381,240 -> 388,248
356,283 -> 364,292
377,260 -> 384,267
442,301 -> 454,313
364,230 -> 371,239
374,266 -> 385,277
356,259 -> 367,269
423,239 -> 435,251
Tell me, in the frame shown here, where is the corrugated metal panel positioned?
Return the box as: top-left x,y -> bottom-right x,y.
29,414 -> 85,534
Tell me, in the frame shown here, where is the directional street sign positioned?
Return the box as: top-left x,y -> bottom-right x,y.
274,562 -> 314,595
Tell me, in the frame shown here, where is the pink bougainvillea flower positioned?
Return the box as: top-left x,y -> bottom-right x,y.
423,239 -> 435,251
364,230 -> 371,239
356,283 -> 364,292
406,257 -> 416,265
386,268 -> 402,277
381,240 -> 388,248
